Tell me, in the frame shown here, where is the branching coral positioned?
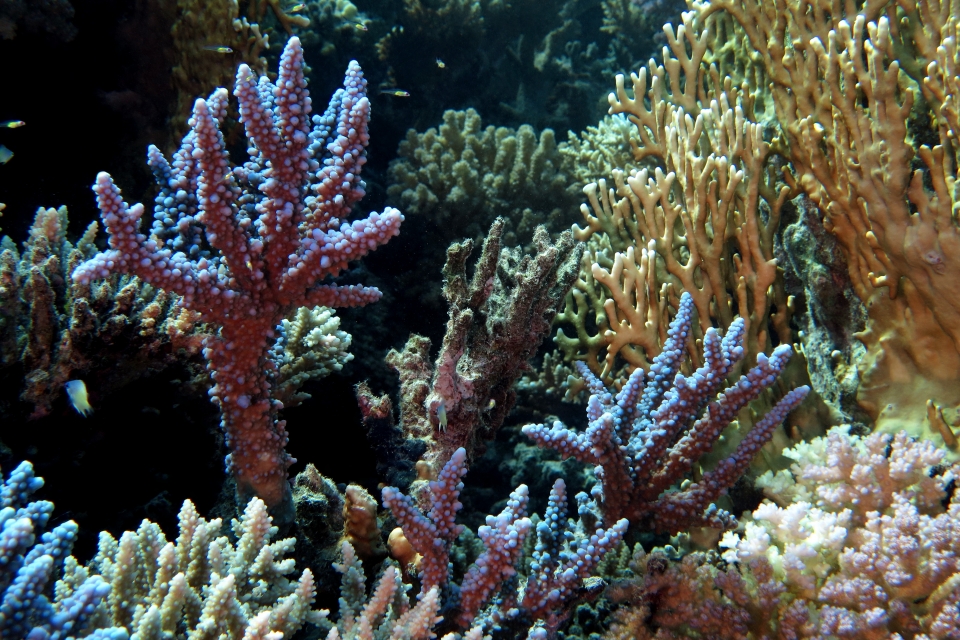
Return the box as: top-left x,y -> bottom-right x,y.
605,427 -> 960,638
85,497 -> 325,639
553,11 -> 795,389
691,0 -> 960,446
381,447 -> 627,636
270,304 -> 353,408
526,292 -> 809,533
357,218 -> 581,485
0,206 -> 209,418
0,461 -> 125,639
73,38 -> 403,513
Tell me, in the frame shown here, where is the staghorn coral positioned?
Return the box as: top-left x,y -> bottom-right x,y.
357,217 -> 582,487
72,38 -> 403,514
691,0 -> 960,448
0,206 -> 209,418
525,292 -> 810,534
381,447 -> 627,637
322,540 -> 492,640
0,460 -> 125,639
604,427 -> 960,638
83,496 -> 325,639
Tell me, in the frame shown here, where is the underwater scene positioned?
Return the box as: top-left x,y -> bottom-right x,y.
2,0 -> 960,637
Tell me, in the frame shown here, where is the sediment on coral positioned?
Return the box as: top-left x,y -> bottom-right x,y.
358,217 -> 583,490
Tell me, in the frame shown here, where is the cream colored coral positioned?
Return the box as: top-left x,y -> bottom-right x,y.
88,498 -> 325,639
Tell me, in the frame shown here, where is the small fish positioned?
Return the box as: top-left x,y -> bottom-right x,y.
142,406 -> 161,415
436,58 -> 445,69
65,380 -> 93,417
0,120 -> 25,128
437,399 -> 447,431
203,45 -> 233,53
290,3 -> 306,11
380,89 -> 410,97
486,398 -> 496,410
344,19 -> 367,31
0,145 -> 12,165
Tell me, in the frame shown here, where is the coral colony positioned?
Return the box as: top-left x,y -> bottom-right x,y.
72,37 -> 403,514
10,0 -> 960,634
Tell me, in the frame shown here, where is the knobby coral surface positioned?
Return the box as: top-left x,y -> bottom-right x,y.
72,37 -> 403,514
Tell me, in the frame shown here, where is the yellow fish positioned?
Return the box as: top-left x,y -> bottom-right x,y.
380,89 -> 410,97
436,58 -> 445,69
0,120 -> 25,128
203,45 -> 233,53
65,380 -> 93,417
290,3 -> 306,11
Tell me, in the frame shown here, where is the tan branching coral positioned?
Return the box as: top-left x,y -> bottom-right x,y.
80,497 -> 326,639
0,206 -> 209,417
692,0 -> 960,448
554,13 -> 794,387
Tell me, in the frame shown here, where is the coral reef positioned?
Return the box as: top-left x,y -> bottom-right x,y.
169,0 -> 270,142
72,37 -> 403,514
270,305 -> 353,409
0,206 -> 208,418
0,460 -> 124,639
387,108 -> 580,245
693,0 -> 960,448
86,496 -> 325,639
382,447 -> 628,636
553,12 -> 794,388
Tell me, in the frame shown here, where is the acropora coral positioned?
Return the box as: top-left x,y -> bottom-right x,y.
72,37 -> 403,515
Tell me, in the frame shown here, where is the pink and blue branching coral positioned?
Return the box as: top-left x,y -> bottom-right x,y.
382,448 -> 628,637
524,292 -> 810,534
72,37 -> 403,517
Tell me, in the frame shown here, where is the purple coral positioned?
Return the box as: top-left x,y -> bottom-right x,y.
523,292 -> 810,533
